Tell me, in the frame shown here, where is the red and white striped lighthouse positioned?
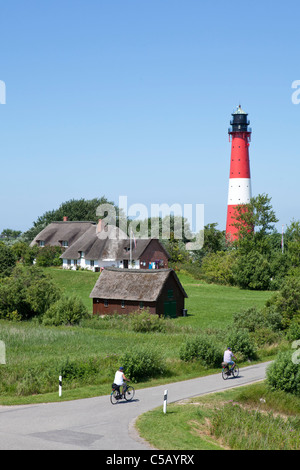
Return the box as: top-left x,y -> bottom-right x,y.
226,105 -> 252,241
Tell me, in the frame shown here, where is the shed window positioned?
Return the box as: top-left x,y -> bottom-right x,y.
121,300 -> 125,308
139,301 -> 144,309
104,300 -> 108,307
167,289 -> 174,299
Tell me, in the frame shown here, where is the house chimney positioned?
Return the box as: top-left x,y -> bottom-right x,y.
63,216 -> 68,222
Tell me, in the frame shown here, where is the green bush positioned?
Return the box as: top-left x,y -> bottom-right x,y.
286,316 -> 300,341
266,351 -> 300,396
232,251 -> 271,290
200,251 -> 236,286
59,357 -> 100,382
129,310 -> 166,333
121,346 -> 166,382
35,245 -> 63,267
265,277 -> 300,328
179,335 -> 223,367
233,306 -> 283,333
226,329 -> 256,360
42,296 -> 88,326
0,265 -> 61,320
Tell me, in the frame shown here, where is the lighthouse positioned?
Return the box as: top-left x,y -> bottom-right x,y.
226,105 -> 252,241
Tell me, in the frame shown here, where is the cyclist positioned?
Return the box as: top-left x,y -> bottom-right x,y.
113,366 -> 129,396
223,347 -> 236,372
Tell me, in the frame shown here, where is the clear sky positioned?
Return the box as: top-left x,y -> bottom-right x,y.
1,0 -> 299,235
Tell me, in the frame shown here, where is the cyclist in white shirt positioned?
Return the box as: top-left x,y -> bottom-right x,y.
113,367 -> 129,396
223,347 -> 236,371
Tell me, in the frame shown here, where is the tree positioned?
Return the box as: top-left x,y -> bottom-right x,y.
231,193 -> 279,255
192,223 -> 226,265
285,220 -> 300,267
0,242 -> 16,277
0,229 -> 22,240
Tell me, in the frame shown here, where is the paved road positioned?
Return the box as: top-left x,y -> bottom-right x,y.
0,361 -> 271,450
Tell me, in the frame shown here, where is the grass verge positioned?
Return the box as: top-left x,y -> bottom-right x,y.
135,382 -> 300,450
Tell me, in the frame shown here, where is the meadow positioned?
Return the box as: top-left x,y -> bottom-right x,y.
0,268 -> 275,405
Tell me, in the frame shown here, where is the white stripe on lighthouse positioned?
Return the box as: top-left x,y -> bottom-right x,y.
227,178 -> 252,205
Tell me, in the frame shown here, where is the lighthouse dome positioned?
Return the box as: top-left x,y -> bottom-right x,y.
233,105 -> 247,115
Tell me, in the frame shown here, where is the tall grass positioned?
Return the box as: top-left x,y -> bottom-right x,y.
211,402 -> 300,450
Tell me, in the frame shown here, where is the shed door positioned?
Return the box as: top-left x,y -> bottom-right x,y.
164,301 -> 177,318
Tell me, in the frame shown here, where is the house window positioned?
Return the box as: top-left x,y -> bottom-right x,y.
62,241 -> 68,247
39,241 -> 45,247
104,300 -> 108,307
67,259 -> 71,266
121,300 -> 125,308
167,289 -> 174,299
90,260 -> 94,267
74,260 -> 77,266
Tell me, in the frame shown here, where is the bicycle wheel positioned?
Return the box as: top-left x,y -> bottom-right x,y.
110,390 -> 119,404
222,368 -> 229,380
232,365 -> 239,378
124,386 -> 135,401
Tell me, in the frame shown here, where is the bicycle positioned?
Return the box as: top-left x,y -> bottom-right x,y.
221,362 -> 239,380
110,383 -> 135,404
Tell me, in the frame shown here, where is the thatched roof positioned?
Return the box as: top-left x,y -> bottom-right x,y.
30,221 -> 96,247
89,267 -> 187,302
60,224 -> 128,260
60,225 -> 170,262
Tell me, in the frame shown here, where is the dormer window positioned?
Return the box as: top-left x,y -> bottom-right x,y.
39,241 -> 45,247
62,241 -> 68,247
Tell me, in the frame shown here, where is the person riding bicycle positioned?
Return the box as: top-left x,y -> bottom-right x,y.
113,366 -> 129,396
223,347 -> 236,371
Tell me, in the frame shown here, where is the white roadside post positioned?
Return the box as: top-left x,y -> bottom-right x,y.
163,390 -> 168,414
59,375 -> 62,397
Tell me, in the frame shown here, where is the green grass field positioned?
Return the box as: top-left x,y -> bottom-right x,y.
0,268 -> 275,405
45,268 -> 272,329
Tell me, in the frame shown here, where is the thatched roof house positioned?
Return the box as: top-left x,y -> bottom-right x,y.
31,218 -> 170,271
60,220 -> 170,271
89,267 -> 187,317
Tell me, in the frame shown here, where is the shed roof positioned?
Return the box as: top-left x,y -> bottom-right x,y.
89,267 -> 187,302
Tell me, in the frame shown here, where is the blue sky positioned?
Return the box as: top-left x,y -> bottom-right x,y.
1,0 -> 299,234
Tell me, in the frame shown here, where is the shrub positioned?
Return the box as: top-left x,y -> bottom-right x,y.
266,351 -> 300,396
200,251 -> 236,286
35,245 -> 63,267
226,329 -> 256,360
0,265 -> 61,320
59,357 -> 100,382
129,310 -> 166,333
179,335 -> 223,367
265,277 -> 300,328
286,316 -> 300,341
42,296 -> 88,326
233,251 -> 271,290
233,306 -> 283,333
121,346 -> 166,382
